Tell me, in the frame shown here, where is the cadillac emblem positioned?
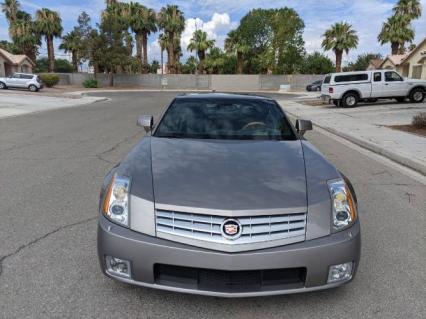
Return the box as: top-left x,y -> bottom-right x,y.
221,219 -> 242,240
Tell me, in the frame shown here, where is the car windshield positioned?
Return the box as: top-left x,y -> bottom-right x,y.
154,97 -> 297,140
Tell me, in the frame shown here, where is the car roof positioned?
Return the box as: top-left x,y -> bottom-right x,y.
175,92 -> 273,101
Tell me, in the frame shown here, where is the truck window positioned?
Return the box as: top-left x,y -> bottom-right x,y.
385,71 -> 403,82
334,74 -> 368,83
373,72 -> 382,82
323,75 -> 331,84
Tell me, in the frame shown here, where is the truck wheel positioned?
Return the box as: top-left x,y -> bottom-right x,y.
395,97 -> 405,103
28,84 -> 38,92
409,88 -> 425,103
0,82 -> 7,89
342,93 -> 359,108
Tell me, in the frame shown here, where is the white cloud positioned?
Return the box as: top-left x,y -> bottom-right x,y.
181,12 -> 234,51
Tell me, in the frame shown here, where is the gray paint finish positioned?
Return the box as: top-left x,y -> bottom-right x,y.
302,140 -> 341,240
150,137 -> 307,211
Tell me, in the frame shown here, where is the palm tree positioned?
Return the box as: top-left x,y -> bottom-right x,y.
35,8 -> 63,72
158,33 -> 168,74
1,0 -> 20,25
59,30 -> 80,72
187,30 -> 215,74
321,22 -> 358,72
378,14 -> 414,55
10,18 -> 40,62
157,5 -> 185,74
394,0 -> 422,20
127,3 -> 157,73
225,30 -> 249,74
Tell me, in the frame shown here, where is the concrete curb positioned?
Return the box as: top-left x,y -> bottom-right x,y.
285,110 -> 426,176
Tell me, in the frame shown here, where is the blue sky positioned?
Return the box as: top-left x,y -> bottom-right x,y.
2,0 -> 426,65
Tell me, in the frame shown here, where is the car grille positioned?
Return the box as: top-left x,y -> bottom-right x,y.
155,209 -> 307,250
154,264 -> 306,293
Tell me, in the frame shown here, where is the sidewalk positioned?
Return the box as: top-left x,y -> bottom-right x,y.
0,92 -> 107,119
278,99 -> 426,175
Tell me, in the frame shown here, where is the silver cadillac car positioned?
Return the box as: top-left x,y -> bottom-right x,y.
97,93 -> 361,297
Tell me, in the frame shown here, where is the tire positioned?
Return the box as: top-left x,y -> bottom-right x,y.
306,87 -> 311,92
333,100 -> 340,107
29,84 -> 38,92
409,88 -> 425,103
0,82 -> 7,89
342,92 -> 359,108
395,97 -> 405,103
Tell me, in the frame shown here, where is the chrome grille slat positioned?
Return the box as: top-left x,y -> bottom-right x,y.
155,209 -> 306,248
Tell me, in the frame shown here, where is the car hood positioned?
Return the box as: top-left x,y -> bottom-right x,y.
150,137 -> 307,211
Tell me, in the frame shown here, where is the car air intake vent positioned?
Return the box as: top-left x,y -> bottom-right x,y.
154,264 -> 306,293
155,209 -> 307,252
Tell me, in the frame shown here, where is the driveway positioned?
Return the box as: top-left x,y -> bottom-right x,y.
0,92 -> 425,318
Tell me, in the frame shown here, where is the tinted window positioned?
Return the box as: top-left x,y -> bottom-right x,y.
373,72 -> 382,82
21,74 -> 33,79
385,71 -> 403,82
155,98 -> 296,140
11,74 -> 20,78
334,74 -> 369,83
323,76 -> 331,84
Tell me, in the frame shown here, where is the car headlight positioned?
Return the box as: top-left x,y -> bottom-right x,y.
102,174 -> 130,227
328,179 -> 357,231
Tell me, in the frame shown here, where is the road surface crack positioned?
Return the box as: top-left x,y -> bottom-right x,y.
95,131 -> 142,164
0,216 -> 97,279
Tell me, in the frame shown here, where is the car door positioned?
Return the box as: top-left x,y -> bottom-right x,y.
371,71 -> 385,98
383,71 -> 408,97
6,73 -> 22,87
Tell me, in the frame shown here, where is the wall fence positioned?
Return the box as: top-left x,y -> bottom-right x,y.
57,73 -> 324,91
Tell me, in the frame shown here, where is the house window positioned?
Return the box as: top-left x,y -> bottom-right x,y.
412,65 -> 422,79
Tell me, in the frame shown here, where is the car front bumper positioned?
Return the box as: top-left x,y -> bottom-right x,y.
97,215 -> 361,297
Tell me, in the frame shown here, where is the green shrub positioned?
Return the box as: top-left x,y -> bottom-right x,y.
82,77 -> 99,88
39,73 -> 60,87
412,112 -> 426,129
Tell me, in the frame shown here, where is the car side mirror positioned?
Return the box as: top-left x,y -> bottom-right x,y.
295,119 -> 313,136
137,115 -> 154,133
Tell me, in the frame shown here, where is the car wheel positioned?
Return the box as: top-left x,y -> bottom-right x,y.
0,82 -> 7,89
342,93 -> 359,108
29,84 -> 38,92
409,88 -> 425,103
395,97 -> 405,103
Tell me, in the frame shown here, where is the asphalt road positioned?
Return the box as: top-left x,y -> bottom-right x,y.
0,92 -> 425,319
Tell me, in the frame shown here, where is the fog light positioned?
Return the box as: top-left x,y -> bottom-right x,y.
105,256 -> 131,278
328,262 -> 353,283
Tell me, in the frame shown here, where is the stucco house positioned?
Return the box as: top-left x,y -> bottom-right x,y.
377,37 -> 426,79
366,59 -> 383,70
379,54 -> 409,76
0,48 -> 35,77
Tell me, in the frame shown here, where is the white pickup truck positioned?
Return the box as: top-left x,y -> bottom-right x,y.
321,70 -> 426,107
